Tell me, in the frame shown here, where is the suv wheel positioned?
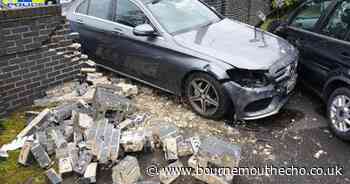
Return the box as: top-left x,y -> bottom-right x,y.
185,73 -> 231,119
327,87 -> 350,140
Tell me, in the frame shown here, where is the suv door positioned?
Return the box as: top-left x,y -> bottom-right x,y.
284,0 -> 334,92
313,0 -> 350,90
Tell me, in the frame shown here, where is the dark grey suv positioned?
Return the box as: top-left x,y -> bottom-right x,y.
269,0 -> 350,140
66,0 -> 298,120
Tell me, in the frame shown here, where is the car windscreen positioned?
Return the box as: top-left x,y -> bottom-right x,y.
147,0 -> 221,34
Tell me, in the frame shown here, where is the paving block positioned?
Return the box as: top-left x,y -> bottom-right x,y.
31,142 -> 51,168
159,161 -> 183,184
112,156 -> 141,184
18,140 -> 33,165
45,168 -> 62,184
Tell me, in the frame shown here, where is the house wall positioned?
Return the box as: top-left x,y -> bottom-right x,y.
204,0 -> 271,25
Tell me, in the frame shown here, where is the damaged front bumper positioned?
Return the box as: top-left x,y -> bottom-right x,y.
223,74 -> 297,120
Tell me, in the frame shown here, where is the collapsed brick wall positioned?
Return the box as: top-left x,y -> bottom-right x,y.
204,0 -> 271,25
0,5 -> 85,115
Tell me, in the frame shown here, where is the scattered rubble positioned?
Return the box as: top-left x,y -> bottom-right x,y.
112,156 -> 142,184
1,64 -> 243,184
314,150 -> 327,159
45,168 -> 62,184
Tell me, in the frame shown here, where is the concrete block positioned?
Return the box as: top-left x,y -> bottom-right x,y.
93,86 -> 135,121
177,139 -> 193,157
36,131 -> 48,149
46,168 -> 62,184
112,156 -> 141,184
120,129 -> 146,153
31,142 -> 51,168
73,150 -> 93,175
109,128 -> 121,161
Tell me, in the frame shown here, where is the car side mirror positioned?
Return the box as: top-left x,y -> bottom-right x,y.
133,24 -> 156,36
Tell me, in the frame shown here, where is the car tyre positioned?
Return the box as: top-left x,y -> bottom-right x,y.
185,73 -> 231,119
327,87 -> 350,141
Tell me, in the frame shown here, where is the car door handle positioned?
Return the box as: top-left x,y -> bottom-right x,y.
111,28 -> 125,36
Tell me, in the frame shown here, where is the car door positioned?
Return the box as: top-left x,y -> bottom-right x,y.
311,0 -> 350,88
283,0 -> 335,92
68,0 -> 90,47
69,0 -> 118,67
110,0 -> 170,87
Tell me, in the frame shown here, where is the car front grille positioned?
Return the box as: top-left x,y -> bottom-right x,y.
274,62 -> 297,83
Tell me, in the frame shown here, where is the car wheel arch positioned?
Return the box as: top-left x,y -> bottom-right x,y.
323,77 -> 350,101
180,69 -> 230,96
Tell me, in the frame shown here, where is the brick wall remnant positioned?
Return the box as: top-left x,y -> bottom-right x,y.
0,5 -> 86,115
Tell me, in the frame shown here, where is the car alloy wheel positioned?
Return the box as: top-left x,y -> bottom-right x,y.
329,95 -> 350,132
327,87 -> 350,141
188,78 -> 219,116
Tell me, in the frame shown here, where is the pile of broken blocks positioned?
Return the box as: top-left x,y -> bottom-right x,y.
12,62 -> 242,184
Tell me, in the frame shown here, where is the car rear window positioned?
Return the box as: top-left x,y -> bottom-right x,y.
88,0 -> 113,20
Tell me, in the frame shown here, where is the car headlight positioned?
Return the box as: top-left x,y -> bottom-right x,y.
227,69 -> 270,87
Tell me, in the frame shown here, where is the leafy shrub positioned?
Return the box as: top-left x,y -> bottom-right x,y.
272,0 -> 298,9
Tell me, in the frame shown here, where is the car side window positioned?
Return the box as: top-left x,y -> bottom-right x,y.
115,0 -> 148,27
321,1 -> 350,40
291,0 -> 332,30
88,0 -> 113,20
76,0 -> 89,14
